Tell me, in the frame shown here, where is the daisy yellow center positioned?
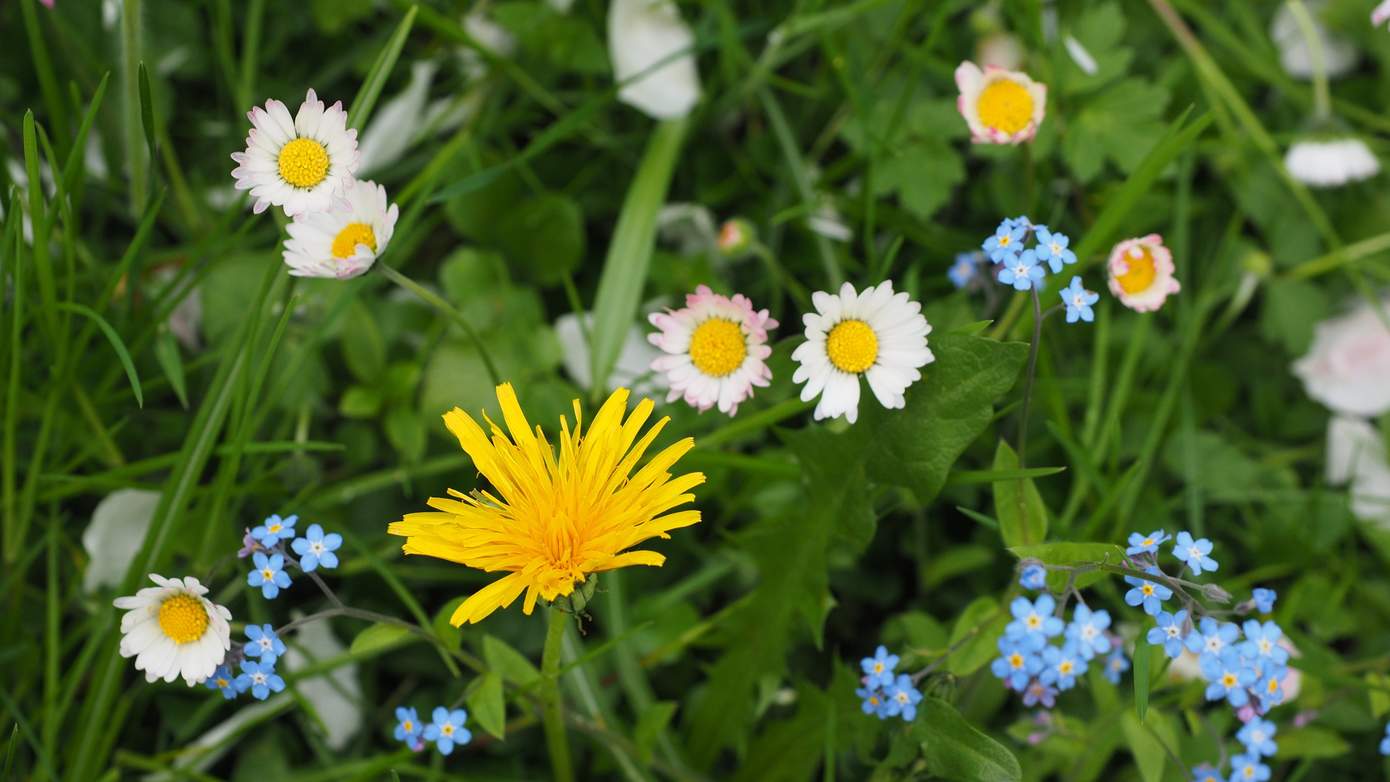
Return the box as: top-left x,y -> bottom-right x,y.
688,318 -> 747,377
976,79 -> 1034,135
1116,247 -> 1157,294
158,594 -> 209,644
277,137 -> 330,189
331,222 -> 377,259
826,319 -> 878,374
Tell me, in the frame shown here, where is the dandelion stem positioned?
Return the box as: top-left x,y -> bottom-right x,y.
1017,287 -> 1044,468
377,262 -> 501,385
541,607 -> 576,782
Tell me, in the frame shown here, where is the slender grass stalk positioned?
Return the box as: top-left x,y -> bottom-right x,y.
1284,0 -> 1330,122
1017,288 -> 1044,469
121,0 -> 147,211
377,263 -> 501,385
541,608 -> 575,782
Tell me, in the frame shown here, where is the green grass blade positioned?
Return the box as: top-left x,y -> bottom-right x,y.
54,303 -> 143,408
588,118 -> 688,398
120,0 -> 147,211
346,4 -> 419,130
62,72 -> 111,193
137,62 -> 158,171
22,111 -> 56,340
19,0 -> 68,148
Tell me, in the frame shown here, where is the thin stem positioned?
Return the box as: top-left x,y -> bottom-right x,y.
1285,0 -> 1331,121
1017,287 -> 1044,468
377,263 -> 501,385
541,608 -> 575,782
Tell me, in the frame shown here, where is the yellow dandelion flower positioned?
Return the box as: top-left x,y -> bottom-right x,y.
389,383 -> 704,625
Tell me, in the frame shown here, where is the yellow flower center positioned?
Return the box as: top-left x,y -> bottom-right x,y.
261,568 -> 274,580
268,523 -> 282,534
1267,679 -> 1280,694
1141,538 -> 1153,547
1141,584 -> 1154,597
277,137 -> 330,189
868,695 -> 879,705
1221,673 -> 1238,688
403,720 -> 414,732
1059,661 -> 1074,675
1115,247 -> 1157,295
215,676 -> 229,688
826,319 -> 878,374
1243,768 -> 1255,780
896,692 -> 909,703
157,594 -> 209,644
1009,653 -> 1024,669
976,79 -> 1034,135
1026,614 -> 1041,629
331,222 -> 378,259
873,662 -> 884,673
688,318 -> 747,377
442,723 -> 455,736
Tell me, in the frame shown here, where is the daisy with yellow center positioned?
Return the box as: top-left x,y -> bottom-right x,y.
791,281 -> 934,424
283,179 -> 398,278
955,61 -> 1048,145
113,574 -> 233,685
388,383 -> 704,625
1106,234 -> 1181,312
647,285 -> 778,416
231,88 -> 359,216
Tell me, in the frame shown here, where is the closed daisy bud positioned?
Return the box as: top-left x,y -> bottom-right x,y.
113,574 -> 233,686
954,61 -> 1047,145
282,179 -> 398,279
231,89 -> 360,217
648,285 -> 777,416
1284,137 -> 1380,188
1105,234 -> 1180,313
791,281 -> 934,424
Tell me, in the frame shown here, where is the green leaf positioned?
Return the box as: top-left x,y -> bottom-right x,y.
874,138 -> 964,219
56,303 -> 142,408
862,333 -> 1029,504
137,62 -> 158,165
633,702 -> 677,764
1369,673 -> 1390,719
384,405 -> 426,464
346,4 -> 419,130
482,634 -> 541,687
1120,710 -> 1163,782
588,119 -> 687,394
432,597 -> 465,652
732,684 -> 833,782
496,191 -> 586,286
1007,542 -> 1126,590
1260,277 -> 1328,355
348,623 -> 410,656
993,440 -> 1047,547
946,596 -> 1009,677
1132,639 -> 1150,721
338,386 -> 382,419
339,300 -> 386,383
1275,726 -> 1351,759
911,696 -> 1021,782
466,672 -> 506,740
154,327 -> 189,409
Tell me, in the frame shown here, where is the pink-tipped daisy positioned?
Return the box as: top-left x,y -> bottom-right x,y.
282,179 -> 398,278
1106,234 -> 1181,313
791,281 -> 934,424
954,61 -> 1047,145
231,89 -> 359,216
647,285 -> 778,416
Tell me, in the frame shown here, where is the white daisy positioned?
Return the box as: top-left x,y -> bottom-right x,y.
791,281 -> 934,424
647,285 -> 778,416
114,574 -> 232,685
231,88 -> 359,216
954,60 -> 1047,145
282,179 -> 398,278
1106,234 -> 1181,313
1284,137 -> 1380,188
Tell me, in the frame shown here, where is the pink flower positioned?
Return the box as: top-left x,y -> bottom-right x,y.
1374,0 -> 1390,29
954,61 -> 1047,145
1292,298 -> 1390,417
647,285 -> 777,416
1105,234 -> 1181,312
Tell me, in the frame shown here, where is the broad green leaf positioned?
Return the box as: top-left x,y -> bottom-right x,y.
1007,542 -> 1125,590
1132,640 -> 1150,721
339,300 -> 386,383
466,672 -> 506,740
496,191 -> 586,286
338,386 -> 382,419
348,623 -> 410,656
863,333 -> 1029,504
1369,673 -> 1390,719
993,440 -> 1047,547
912,696 -> 1021,782
633,702 -> 678,764
1120,710 -> 1163,782
946,597 -> 1009,677
482,634 -> 541,687
384,405 -> 426,464
432,597 -> 465,652
732,684 -> 832,782
1276,726 -> 1351,759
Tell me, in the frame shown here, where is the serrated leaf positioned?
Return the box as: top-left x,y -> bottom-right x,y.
466,672 -> 506,740
482,634 -> 541,687
348,623 -> 410,656
912,696 -> 1021,782
863,333 -> 1029,504
993,440 -> 1048,547
875,138 -> 964,219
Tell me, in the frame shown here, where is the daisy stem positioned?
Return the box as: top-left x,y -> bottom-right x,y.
541,607 -> 576,782
377,263 -> 501,385
1017,287 -> 1044,468
1284,0 -> 1331,121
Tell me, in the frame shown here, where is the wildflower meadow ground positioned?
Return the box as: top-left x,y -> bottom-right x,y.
6,0 -> 1390,780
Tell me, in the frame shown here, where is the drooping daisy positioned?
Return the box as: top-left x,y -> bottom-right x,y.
1106,234 -> 1181,313
282,179 -> 398,278
113,574 -> 233,685
231,88 -> 359,216
955,61 -> 1047,145
1284,137 -> 1380,188
388,383 -> 703,625
647,285 -> 778,416
791,281 -> 934,424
